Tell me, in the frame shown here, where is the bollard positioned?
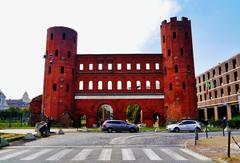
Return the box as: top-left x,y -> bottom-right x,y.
194,128 -> 198,145
205,127 -> 208,138
223,127 -> 225,136
228,130 -> 231,157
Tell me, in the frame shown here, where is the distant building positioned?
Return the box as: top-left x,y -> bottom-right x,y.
6,92 -> 31,108
196,54 -> 240,121
0,90 -> 8,110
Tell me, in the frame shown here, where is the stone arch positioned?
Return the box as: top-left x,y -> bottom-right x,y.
96,103 -> 115,126
126,104 -> 141,124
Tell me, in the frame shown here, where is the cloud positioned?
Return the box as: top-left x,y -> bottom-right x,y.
0,0 -> 181,98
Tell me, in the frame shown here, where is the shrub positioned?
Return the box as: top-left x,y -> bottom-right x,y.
228,116 -> 240,129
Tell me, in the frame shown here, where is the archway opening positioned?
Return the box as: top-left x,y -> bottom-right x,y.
153,113 -> 160,127
126,104 -> 141,124
80,114 -> 86,128
97,104 -> 113,126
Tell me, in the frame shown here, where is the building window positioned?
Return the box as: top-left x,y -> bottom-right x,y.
203,84 -> 206,91
155,63 -> 160,70
61,66 -> 64,74
233,59 -> 237,69
48,66 -> 51,74
89,64 -> 93,70
53,84 -> 57,91
221,88 -> 224,97
203,74 -> 205,82
185,32 -> 188,39
146,81 -> 151,89
163,35 -> 165,43
146,63 -> 150,70
199,85 -> 202,92
117,63 -> 122,70
156,80 -> 160,90
66,84 -> 70,92
213,80 -> 216,88
127,64 -> 131,70
62,33 -> 66,40
108,81 -> 112,90
127,81 -> 131,90
207,72 -> 210,79
213,69 -> 215,77
173,32 -> 176,39
79,81 -> 83,90
89,81 -> 93,90
98,64 -> 102,70
117,81 -> 122,90
182,82 -> 186,90
175,65 -> 178,73
227,86 -> 231,95
98,81 -> 103,90
225,63 -> 228,72
168,49 -> 171,56
226,74 -> 230,84
198,77 -> 201,83
220,77 -> 223,86
108,64 -> 112,70
164,67 -> 167,75
79,64 -> 84,70
214,90 -> 217,98
55,49 -> 58,57
234,71 -> 238,81
209,92 -> 212,99
50,33 -> 53,40
67,51 -> 71,58
204,94 -> 206,100
136,63 -> 141,70
169,83 -> 172,91
200,95 -> 202,101
218,66 -> 222,75
136,81 -> 141,90
180,48 -> 183,55
235,84 -> 239,94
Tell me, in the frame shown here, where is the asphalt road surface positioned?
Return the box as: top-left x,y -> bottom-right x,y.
1,131 -> 233,163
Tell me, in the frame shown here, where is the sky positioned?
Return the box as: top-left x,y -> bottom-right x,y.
0,0 -> 239,99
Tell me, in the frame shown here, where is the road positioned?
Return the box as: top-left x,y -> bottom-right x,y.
1,131 -> 234,162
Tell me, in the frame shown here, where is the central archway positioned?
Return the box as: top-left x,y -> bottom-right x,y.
97,104 -> 113,126
126,104 -> 141,124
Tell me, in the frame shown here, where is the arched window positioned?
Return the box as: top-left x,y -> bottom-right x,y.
88,81 -> 93,90
79,81 -> 83,90
127,81 -> 131,90
98,81 -> 103,90
136,81 -> 141,90
117,81 -> 122,90
156,81 -> 160,90
108,81 -> 112,90
146,81 -> 151,89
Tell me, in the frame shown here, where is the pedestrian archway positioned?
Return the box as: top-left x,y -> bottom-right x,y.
97,104 -> 113,126
126,104 -> 141,124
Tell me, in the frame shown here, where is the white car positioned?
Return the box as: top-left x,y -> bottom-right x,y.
166,120 -> 201,132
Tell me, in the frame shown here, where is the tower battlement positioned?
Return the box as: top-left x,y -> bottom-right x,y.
161,16 -> 190,25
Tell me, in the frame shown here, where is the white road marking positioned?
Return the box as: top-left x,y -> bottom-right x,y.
122,148 -> 136,160
71,149 -> 93,161
160,148 -> 187,160
142,148 -> 162,160
180,148 -> 211,161
46,149 -> 73,161
0,149 -> 14,154
0,150 -> 29,160
21,149 -> 52,160
98,148 -> 112,161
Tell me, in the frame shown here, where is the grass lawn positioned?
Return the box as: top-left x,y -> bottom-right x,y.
0,120 -> 32,129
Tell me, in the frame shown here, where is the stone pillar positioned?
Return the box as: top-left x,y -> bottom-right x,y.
227,104 -> 232,120
214,106 -> 218,121
204,108 -> 208,121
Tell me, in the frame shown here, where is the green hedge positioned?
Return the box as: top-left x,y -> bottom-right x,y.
228,116 -> 240,129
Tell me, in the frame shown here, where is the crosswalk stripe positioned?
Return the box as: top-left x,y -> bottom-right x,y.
21,149 -> 52,160
180,148 -> 211,161
46,149 -> 73,161
160,148 -> 187,160
0,149 -> 29,160
0,149 -> 15,154
98,149 -> 112,161
72,149 -> 93,161
122,148 -> 136,160
142,148 -> 162,160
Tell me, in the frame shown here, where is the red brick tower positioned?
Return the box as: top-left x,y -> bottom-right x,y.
161,17 -> 197,121
42,27 -> 77,120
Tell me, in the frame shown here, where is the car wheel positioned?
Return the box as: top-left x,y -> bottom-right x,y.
107,128 -> 113,133
174,127 -> 180,132
129,128 -> 136,133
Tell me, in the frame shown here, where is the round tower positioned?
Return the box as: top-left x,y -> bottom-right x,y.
161,17 -> 197,121
42,26 -> 77,121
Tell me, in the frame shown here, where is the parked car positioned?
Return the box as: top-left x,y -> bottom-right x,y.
102,120 -> 139,133
166,120 -> 201,132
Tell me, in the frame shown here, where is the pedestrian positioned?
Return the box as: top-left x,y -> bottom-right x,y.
39,121 -> 48,137
46,117 -> 52,133
221,116 -> 227,129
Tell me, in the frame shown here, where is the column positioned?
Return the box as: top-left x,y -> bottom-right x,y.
227,104 -> 232,120
214,106 -> 218,121
204,108 -> 208,121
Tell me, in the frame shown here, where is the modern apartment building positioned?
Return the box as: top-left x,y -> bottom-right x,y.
196,54 -> 240,121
